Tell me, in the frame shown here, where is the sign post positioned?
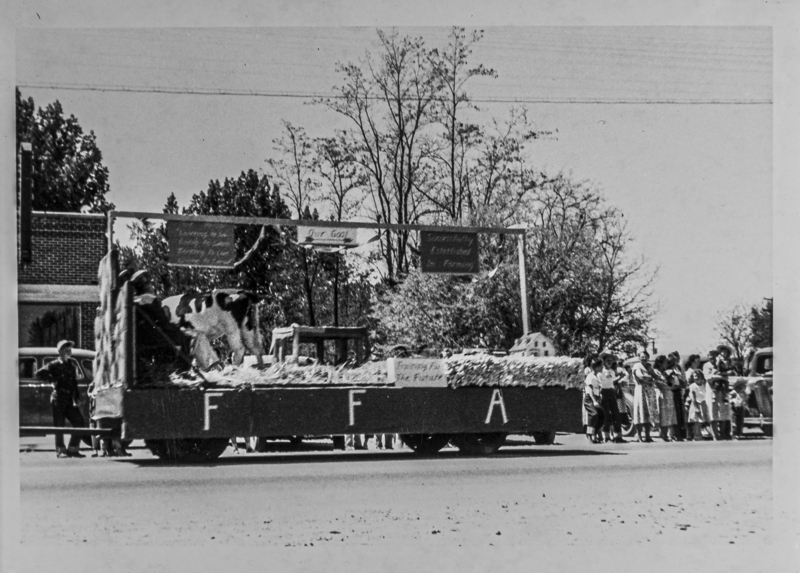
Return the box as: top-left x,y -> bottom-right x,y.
518,233 -> 530,335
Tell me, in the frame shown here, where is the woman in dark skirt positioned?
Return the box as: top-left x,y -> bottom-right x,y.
599,353 -> 627,443
667,352 -> 688,441
584,357 -> 605,443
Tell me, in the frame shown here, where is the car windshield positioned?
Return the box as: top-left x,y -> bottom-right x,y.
754,354 -> 773,375
19,357 -> 36,378
81,359 -> 94,378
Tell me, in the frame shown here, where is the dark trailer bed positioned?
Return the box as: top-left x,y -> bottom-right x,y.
119,385 -> 581,456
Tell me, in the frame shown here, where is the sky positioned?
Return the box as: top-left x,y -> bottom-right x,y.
14,25 -> 773,356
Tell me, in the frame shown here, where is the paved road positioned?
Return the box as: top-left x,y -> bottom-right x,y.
14,432 -> 776,572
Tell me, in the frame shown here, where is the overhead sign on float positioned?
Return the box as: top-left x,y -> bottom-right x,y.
167,221 -> 235,268
297,226 -> 358,247
420,231 -> 479,274
387,358 -> 448,388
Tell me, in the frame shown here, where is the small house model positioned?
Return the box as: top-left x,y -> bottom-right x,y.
509,332 -> 556,357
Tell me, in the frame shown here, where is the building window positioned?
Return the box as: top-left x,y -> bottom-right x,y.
18,303 -> 81,348
534,341 -> 538,347
544,350 -> 549,356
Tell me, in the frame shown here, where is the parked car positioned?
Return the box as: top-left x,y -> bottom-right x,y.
18,347 -> 95,429
731,347 -> 773,436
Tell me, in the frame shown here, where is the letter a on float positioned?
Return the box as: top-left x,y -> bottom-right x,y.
485,389 -> 509,424
204,392 -> 223,431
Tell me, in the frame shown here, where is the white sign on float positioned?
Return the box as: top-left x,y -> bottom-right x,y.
387,358 -> 448,388
297,226 -> 358,247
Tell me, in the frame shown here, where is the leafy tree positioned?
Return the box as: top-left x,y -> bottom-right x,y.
749,297 -> 772,348
522,174 -> 656,356
120,170 -> 308,333
16,88 -> 114,214
374,172 -> 656,356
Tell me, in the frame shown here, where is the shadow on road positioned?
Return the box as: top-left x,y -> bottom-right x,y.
117,440 -> 627,468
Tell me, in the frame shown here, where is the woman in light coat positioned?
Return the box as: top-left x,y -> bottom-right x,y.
631,352 -> 659,442
653,355 -> 677,442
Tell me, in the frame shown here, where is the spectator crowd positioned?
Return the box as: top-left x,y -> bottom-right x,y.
582,345 -> 748,444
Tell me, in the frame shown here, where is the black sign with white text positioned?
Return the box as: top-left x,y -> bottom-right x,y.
168,221 -> 235,268
420,231 -> 479,274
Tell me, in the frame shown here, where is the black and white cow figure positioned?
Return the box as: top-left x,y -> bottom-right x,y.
160,289 -> 265,370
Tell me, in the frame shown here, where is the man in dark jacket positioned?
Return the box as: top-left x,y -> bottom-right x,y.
36,340 -> 86,458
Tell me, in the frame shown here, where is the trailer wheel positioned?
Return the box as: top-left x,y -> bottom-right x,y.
145,438 -> 229,462
451,432 -> 507,455
531,431 -> 556,445
400,434 -> 451,455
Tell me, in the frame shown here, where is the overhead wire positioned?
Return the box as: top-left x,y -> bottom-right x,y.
15,82 -> 772,104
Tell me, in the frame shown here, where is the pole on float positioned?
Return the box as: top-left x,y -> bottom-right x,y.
509,224 -> 530,336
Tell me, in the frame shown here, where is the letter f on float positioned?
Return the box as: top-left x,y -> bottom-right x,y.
204,392 -> 223,431
349,389 -> 366,426
485,389 -> 509,424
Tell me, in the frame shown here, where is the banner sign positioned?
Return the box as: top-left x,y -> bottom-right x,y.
167,221 -> 235,268
387,358 -> 448,388
297,226 -> 358,247
420,231 -> 479,274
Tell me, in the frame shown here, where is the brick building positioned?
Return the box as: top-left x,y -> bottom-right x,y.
18,212 -> 107,350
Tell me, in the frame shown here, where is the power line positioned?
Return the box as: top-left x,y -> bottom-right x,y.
16,82 -> 772,105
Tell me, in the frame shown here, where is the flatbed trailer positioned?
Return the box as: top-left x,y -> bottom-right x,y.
92,228 -> 582,462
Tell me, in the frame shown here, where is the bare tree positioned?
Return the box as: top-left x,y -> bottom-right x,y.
266,121 -> 323,325
426,28 -> 496,222
314,132 -> 366,221
318,29 -> 443,281
714,304 -> 751,370
592,217 -> 658,353
266,121 -> 319,218
314,133 -> 367,326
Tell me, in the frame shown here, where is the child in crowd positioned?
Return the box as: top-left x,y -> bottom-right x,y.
584,357 -> 605,443
685,354 -> 710,441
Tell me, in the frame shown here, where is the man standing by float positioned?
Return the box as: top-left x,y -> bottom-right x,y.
36,340 -> 87,458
